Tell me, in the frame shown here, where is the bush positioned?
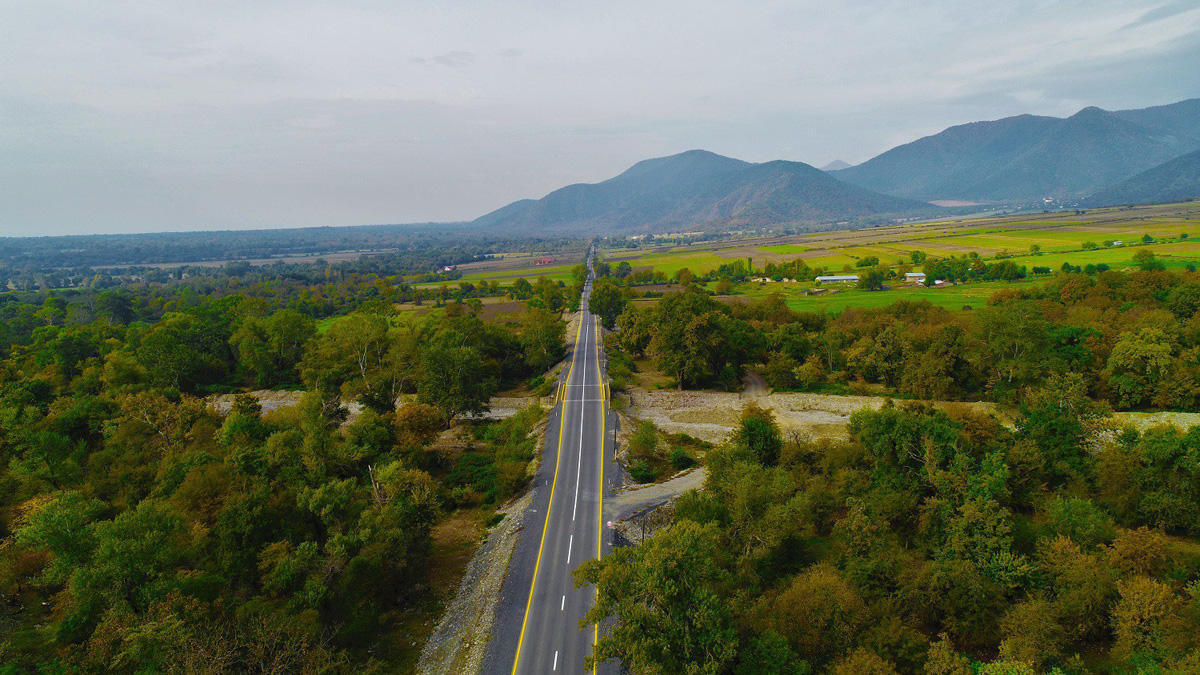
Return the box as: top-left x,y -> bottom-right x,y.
529,375 -> 555,397
1044,497 -> 1114,548
669,447 -> 696,471
629,421 -> 659,462
628,459 -> 656,483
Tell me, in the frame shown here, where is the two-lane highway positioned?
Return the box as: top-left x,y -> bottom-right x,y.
487,251 -> 615,673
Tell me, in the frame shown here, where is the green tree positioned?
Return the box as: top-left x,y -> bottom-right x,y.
1106,327 -> 1174,409
529,276 -> 565,313
300,313 -> 416,413
137,313 -> 231,391
1133,250 -> 1165,272
575,520 -> 738,673
1016,373 -> 1109,485
16,491 -> 105,586
518,306 -> 566,373
417,340 -> 496,421
760,564 -> 868,664
857,268 -> 886,291
231,309 -> 316,388
95,289 -> 135,324
737,403 -> 782,466
510,277 -> 533,300
976,300 -> 1049,392
65,500 -> 190,641
588,277 -> 627,330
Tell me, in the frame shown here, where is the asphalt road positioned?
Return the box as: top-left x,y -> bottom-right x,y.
486,252 -> 618,674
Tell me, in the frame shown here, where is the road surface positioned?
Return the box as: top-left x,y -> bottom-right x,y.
485,250 -> 617,674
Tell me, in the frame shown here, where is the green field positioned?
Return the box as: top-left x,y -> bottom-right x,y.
707,279 -> 1020,313
606,203 -> 1200,313
995,240 -> 1200,271
410,263 -> 577,291
608,249 -> 730,276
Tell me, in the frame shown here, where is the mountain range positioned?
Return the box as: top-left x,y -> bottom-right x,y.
472,98 -> 1200,235
1084,149 -> 1200,207
833,98 -> 1200,203
472,150 -> 931,235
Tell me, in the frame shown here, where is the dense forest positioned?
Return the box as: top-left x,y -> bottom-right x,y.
7,238 -> 1200,672
0,264 -> 568,669
578,400 -> 1200,673
610,257 -> 1200,410
0,228 -> 585,292
578,261 -> 1200,673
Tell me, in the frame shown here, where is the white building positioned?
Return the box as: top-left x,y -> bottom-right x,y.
814,274 -> 859,284
905,272 -> 926,283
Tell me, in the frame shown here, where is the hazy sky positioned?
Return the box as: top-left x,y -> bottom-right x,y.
2,0 -> 1198,235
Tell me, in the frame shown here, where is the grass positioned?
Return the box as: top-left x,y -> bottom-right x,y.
612,249 -> 731,276
388,507 -> 489,671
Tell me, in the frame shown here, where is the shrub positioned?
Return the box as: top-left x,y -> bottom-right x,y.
1045,497 -> 1114,548
629,421 -> 659,462
669,447 -> 696,471
628,459 -> 656,483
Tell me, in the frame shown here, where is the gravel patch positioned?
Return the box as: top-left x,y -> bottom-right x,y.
1112,411 -> 1200,430
626,389 -> 1002,443
627,389 -> 1200,446
207,391 -> 550,422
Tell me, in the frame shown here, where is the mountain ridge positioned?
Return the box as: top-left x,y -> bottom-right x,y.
472,150 -> 932,234
834,98 -> 1200,203
1084,149 -> 1200,207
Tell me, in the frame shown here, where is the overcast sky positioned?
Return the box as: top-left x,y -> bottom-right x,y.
1,0 -> 1198,236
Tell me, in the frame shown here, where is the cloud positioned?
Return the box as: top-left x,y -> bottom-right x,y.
1122,0 -> 1200,30
411,50 -> 476,67
0,0 -> 1196,234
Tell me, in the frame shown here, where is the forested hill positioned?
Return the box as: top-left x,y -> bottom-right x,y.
1084,149 -> 1200,207
833,98 -> 1200,203
472,150 -> 933,235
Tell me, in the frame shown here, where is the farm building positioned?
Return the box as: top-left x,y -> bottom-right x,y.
814,274 -> 859,284
905,272 -> 926,283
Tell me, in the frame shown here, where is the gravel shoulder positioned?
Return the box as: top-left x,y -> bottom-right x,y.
416,491 -> 534,674
609,467 -> 706,522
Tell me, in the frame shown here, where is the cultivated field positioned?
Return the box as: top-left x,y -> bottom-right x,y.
606,202 -> 1200,270
606,202 -> 1200,312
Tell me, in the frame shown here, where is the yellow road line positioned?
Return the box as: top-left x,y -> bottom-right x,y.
511,313 -> 584,674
